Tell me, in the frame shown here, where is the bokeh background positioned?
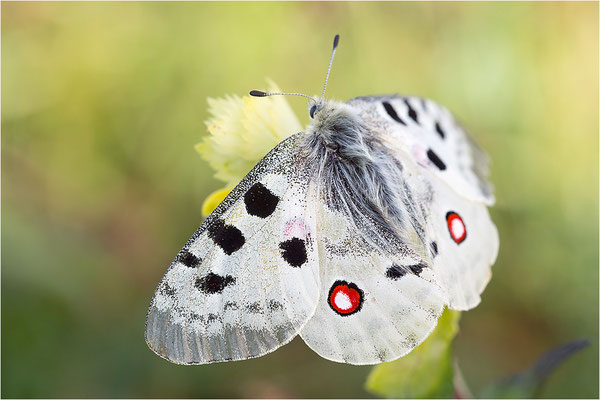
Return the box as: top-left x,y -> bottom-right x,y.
2,2 -> 598,398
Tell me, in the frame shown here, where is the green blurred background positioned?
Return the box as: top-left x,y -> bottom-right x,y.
2,2 -> 598,398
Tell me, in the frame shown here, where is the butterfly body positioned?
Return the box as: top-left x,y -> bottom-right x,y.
300,99 -> 423,264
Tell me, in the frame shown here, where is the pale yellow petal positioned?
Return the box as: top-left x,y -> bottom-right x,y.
196,80 -> 303,187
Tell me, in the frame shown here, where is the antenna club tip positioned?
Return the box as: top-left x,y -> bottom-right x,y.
250,90 -> 267,97
333,34 -> 340,49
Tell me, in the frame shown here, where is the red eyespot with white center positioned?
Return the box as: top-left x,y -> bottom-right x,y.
328,280 -> 364,316
446,211 -> 467,244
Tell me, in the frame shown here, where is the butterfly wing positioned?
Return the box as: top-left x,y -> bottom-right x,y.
419,174 -> 499,309
349,95 -> 494,205
346,95 -> 499,310
145,133 -> 321,364
299,200 -> 447,364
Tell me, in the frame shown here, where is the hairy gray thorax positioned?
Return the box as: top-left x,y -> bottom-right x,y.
300,101 -> 425,257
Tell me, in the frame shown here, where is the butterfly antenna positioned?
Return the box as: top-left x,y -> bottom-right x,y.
249,90 -> 313,100
250,34 -> 340,102
320,34 -> 340,102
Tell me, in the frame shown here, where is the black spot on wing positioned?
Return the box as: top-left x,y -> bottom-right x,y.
190,312 -> 201,322
382,101 -> 406,125
385,263 -> 406,280
386,262 -> 427,279
404,99 -> 419,123
430,241 -> 439,257
246,302 -> 263,314
177,251 -> 201,268
206,313 -> 222,324
268,299 -> 284,311
279,238 -> 307,267
208,219 -> 245,255
427,149 -> 446,170
244,182 -> 279,218
408,262 -> 427,276
160,282 -> 176,297
195,272 -> 236,294
435,122 -> 445,139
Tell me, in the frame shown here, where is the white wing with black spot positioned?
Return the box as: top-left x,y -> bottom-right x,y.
145,133 -> 321,364
299,200 -> 448,365
346,95 -> 499,310
348,95 -> 494,205
421,176 -> 499,309
396,156 -> 499,310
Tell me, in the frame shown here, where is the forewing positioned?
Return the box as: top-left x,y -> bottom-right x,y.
145,133 -> 321,364
348,95 -> 494,205
299,201 -> 447,365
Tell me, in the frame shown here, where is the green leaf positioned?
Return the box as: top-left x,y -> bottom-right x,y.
365,309 -> 461,399
481,339 -> 590,398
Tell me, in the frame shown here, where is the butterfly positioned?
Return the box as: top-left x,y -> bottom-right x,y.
145,34 -> 499,365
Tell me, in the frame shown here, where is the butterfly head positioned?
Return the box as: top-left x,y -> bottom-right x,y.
305,100 -> 361,137
308,98 -> 326,119
306,96 -> 342,121
309,103 -> 319,119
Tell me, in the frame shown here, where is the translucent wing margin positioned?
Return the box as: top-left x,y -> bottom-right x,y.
145,133 -> 321,364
